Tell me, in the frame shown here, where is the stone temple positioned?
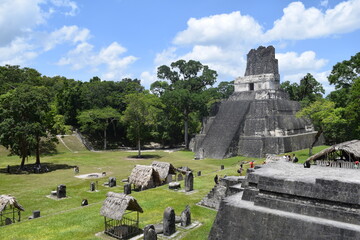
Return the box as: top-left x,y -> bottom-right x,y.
192,46 -> 320,159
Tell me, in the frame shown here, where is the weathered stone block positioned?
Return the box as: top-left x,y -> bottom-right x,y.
56,184 -> 66,198
163,207 -> 175,236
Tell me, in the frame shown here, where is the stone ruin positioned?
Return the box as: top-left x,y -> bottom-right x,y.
163,207 -> 176,236
199,176 -> 245,210
192,46 -> 321,158
56,184 -> 66,198
185,172 -> 194,192
209,159 -> 360,240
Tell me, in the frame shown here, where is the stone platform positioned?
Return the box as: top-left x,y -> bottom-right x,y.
209,160 -> 360,240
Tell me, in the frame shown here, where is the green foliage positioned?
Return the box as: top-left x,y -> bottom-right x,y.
281,73 -> 324,107
157,59 -> 217,148
122,92 -> 164,156
328,52 -> 360,90
77,107 -> 121,150
296,99 -> 347,144
0,65 -> 42,94
216,80 -> 234,99
0,85 -> 57,167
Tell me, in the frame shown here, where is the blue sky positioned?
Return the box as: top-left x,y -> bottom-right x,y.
1,0 -> 359,94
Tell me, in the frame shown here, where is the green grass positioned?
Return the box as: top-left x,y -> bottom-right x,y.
0,144 -> 328,240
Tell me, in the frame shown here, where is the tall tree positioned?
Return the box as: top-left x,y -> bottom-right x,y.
327,52 -> 360,108
296,99 -> 346,155
77,107 -> 121,150
157,60 -> 217,149
281,73 -> 324,106
122,92 -> 163,157
0,86 -> 56,168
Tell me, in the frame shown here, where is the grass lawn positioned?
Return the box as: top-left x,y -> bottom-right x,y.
0,140 -> 327,240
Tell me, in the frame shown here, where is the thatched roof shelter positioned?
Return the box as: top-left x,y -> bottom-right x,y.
128,165 -> 162,189
151,161 -> 176,181
307,140 -> 360,162
0,195 -> 24,213
100,192 -> 143,221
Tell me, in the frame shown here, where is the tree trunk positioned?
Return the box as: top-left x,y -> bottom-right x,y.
104,127 -> 107,150
309,130 -> 323,156
20,156 -> 26,170
184,110 -> 189,149
137,139 -> 141,158
35,135 -> 40,166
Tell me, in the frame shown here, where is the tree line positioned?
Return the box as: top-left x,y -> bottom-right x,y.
0,52 -> 359,167
0,61 -> 233,167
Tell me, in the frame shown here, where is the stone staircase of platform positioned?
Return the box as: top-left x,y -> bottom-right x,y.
198,100 -> 251,159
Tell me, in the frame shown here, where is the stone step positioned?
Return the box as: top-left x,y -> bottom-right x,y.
210,193 -> 360,240
228,183 -> 244,195
254,193 -> 360,225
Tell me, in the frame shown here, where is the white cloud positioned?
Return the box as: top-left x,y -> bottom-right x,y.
58,42 -> 138,81
140,71 -> 158,87
320,0 -> 329,7
174,11 -> 264,48
44,25 -> 91,51
0,0 -> 80,65
50,0 -> 79,16
155,0 -> 359,84
265,0 -> 360,40
0,38 -> 38,66
277,51 -> 328,74
154,47 -> 178,66
0,0 -> 44,46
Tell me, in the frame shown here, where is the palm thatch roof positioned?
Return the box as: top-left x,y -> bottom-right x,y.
100,192 -> 143,220
0,195 -> 25,213
151,161 -> 176,180
307,140 -> 360,162
128,165 -> 162,189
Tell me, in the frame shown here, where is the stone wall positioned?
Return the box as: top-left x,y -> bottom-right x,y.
208,160 -> 360,240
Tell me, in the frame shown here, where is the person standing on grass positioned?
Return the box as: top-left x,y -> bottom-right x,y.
214,175 -> 219,184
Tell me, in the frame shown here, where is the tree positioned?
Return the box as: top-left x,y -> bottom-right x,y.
296,99 -> 347,155
122,92 -> 163,157
216,81 -> 234,99
0,65 -> 42,94
327,52 -> 360,108
77,107 -> 121,150
0,86 -> 57,169
328,52 -> 360,90
281,73 -> 324,106
157,60 -> 217,149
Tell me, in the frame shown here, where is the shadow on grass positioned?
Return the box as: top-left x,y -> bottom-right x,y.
126,154 -> 162,160
0,162 -> 76,175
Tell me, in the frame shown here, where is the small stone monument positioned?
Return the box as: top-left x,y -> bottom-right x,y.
57,184 -> 66,198
124,183 -> 131,194
221,165 -> 224,170
5,218 -> 12,225
33,210 -> 40,219
108,177 -> 116,187
166,174 -> 173,183
81,199 -> 88,206
144,224 -> 157,240
197,171 -> 201,176
185,172 -> 194,192
169,182 -> 181,190
181,205 -> 191,227
90,182 -> 96,191
163,207 -> 176,236
177,174 -> 183,181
